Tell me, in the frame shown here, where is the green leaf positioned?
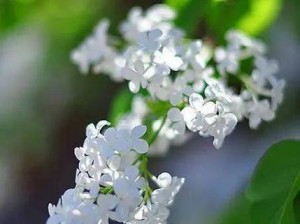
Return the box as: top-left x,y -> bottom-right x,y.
206,0 -> 282,41
237,0 -> 282,36
219,139 -> 300,224
108,87 -> 134,126
165,0 -> 209,35
166,0 -> 281,40
246,140 -> 300,224
219,197 -> 252,224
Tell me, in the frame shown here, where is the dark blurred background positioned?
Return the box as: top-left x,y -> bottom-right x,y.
0,0 -> 299,223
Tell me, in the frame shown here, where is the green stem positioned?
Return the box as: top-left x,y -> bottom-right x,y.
100,186 -> 113,194
138,114 -> 168,203
148,115 -> 168,145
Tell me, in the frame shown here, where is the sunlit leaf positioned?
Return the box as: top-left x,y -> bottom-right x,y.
108,87 -> 134,126
206,0 -> 282,41
165,0 -> 209,35
237,0 -> 282,36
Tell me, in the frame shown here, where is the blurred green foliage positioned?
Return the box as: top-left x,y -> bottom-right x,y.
220,140 -> 300,224
165,0 -> 282,41
0,0 -> 125,156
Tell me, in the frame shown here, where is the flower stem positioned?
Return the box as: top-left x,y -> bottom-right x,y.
138,114 -> 168,202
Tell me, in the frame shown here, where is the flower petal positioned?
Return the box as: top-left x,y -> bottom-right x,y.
131,125 -> 147,138
132,139 -> 149,154
189,93 -> 203,110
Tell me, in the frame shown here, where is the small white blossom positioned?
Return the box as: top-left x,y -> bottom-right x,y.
85,120 -> 110,139
270,79 -> 285,110
205,79 -> 232,104
127,203 -> 170,224
137,29 -> 163,52
152,172 -> 185,206
167,107 -> 186,136
111,166 -> 144,222
153,45 -> 184,73
71,20 -> 111,74
96,194 -> 119,224
122,59 -> 148,93
169,76 -> 194,106
252,56 -> 279,86
247,99 -> 275,129
182,93 -> 217,132
204,103 -> 238,149
215,46 -> 240,75
47,189 -> 99,224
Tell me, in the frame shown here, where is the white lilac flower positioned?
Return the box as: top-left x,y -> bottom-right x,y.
153,45 -> 184,73
152,172 -> 185,206
97,124 -> 149,155
122,59 -> 149,93
120,7 -> 145,41
149,118 -> 191,156
270,79 -> 285,110
224,94 -> 246,121
96,194 -> 119,224
225,29 -> 266,56
137,29 -> 163,52
167,107 -> 186,136
182,93 -> 217,132
215,30 -> 267,76
205,79 -> 232,104
185,40 -> 211,72
147,75 -> 171,101
71,20 -> 112,74
145,4 -> 176,23
120,5 -> 175,42
127,203 -> 170,224
203,103 -> 238,149
85,120 -> 110,139
214,46 -> 240,75
47,188 -> 98,224
110,166 -> 144,222
74,146 -> 106,193
182,67 -> 213,93
48,119 -> 184,223
55,4 -> 285,223
247,99 -> 275,129
93,51 -> 126,81
169,76 -> 194,106
100,152 -> 136,187
226,29 -> 252,48
130,125 -> 149,154
252,56 -> 279,86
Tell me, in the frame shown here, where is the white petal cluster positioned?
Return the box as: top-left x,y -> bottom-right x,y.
48,121 -> 184,224
213,30 -> 285,129
127,173 -> 184,224
71,4 -> 284,149
114,95 -> 189,156
71,20 -> 125,81
61,3 -> 285,223
73,5 -> 285,152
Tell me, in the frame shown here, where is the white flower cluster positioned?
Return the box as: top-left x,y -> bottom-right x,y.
214,30 -> 285,129
52,3 -> 285,223
71,4 -> 284,150
48,121 -> 184,224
